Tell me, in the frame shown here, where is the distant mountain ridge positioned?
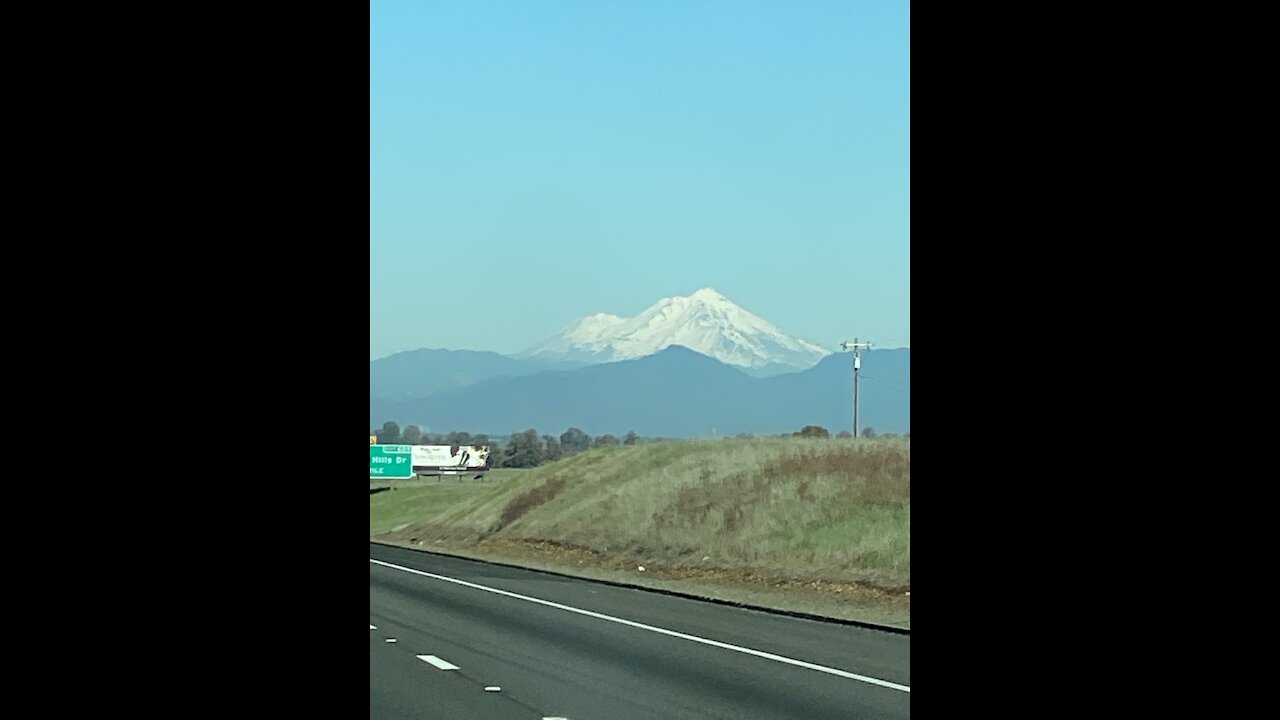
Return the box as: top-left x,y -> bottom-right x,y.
370,288 -> 906,435
371,345 -> 909,437
369,348 -> 583,400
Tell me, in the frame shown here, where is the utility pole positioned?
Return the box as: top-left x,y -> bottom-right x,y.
840,339 -> 872,437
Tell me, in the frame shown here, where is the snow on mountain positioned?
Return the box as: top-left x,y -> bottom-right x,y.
549,313 -> 627,357
522,288 -> 830,371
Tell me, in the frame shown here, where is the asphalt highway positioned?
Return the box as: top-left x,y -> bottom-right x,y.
370,541 -> 909,719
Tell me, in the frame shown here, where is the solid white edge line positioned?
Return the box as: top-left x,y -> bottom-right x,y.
416,654 -> 460,671
371,557 -> 909,693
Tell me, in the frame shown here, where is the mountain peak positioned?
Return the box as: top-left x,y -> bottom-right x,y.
522,289 -> 829,372
689,287 -> 728,301
654,288 -> 731,308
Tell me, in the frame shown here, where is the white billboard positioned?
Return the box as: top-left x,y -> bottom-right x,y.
411,444 -> 492,472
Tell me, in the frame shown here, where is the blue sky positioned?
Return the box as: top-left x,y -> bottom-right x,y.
371,1 -> 909,359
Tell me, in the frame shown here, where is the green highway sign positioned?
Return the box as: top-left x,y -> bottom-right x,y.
370,444 -> 414,479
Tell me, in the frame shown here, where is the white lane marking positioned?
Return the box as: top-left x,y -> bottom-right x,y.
385,638 -> 397,643
370,557 -> 910,693
543,717 -> 570,720
417,654 -> 460,671
484,686 -> 501,692
370,624 -> 377,630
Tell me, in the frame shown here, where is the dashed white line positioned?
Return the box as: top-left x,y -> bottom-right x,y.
385,638 -> 397,643
371,556 -> 910,693
484,686 -> 501,692
416,654 -> 460,671
370,624 -> 377,630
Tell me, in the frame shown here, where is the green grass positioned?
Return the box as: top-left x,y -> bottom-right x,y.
368,469 -> 527,535
371,438 -> 910,583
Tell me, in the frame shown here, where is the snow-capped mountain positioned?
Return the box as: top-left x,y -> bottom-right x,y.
521,288 -> 830,372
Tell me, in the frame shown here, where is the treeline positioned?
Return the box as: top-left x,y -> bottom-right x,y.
371,421 -> 651,469
372,421 -> 909,469
785,425 -> 909,439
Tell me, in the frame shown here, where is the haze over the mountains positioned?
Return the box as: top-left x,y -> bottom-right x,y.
370,288 -> 909,436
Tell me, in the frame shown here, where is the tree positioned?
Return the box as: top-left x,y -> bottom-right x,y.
542,435 -> 563,462
594,434 -> 620,447
623,431 -> 639,446
400,425 -> 423,445
377,420 -> 401,444
861,427 -> 877,439
560,427 -> 591,455
795,425 -> 830,438
736,432 -> 755,440
473,434 -> 489,445
446,431 -> 472,445
836,430 -> 853,439
503,429 -> 544,468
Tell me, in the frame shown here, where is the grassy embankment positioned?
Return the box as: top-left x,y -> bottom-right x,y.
370,438 -> 910,627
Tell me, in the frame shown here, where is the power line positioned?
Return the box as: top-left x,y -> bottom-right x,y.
839,339 -> 872,436
871,337 -> 911,348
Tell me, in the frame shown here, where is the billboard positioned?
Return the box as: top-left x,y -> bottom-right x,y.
411,444 -> 492,473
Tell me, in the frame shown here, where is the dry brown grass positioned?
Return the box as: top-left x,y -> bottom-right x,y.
495,476 -> 567,531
